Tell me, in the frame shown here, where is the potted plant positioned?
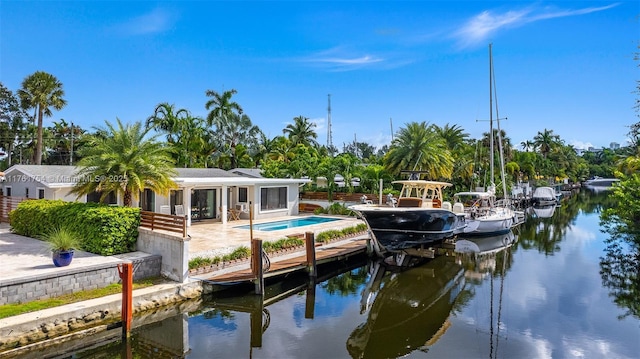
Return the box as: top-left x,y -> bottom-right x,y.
39,227 -> 83,267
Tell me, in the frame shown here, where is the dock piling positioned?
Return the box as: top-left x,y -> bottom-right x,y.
305,232 -> 317,278
251,239 -> 264,296
117,262 -> 133,338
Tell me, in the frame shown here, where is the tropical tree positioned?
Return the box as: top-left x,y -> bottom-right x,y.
210,112 -> 261,169
17,71 -> 66,165
205,88 -> 243,124
146,103 -> 189,144
0,83 -> 29,166
283,115 -> 318,147
46,119 -> 85,165
384,121 -> 453,179
533,128 -> 562,158
433,123 -> 469,152
520,140 -> 535,152
71,119 -> 177,206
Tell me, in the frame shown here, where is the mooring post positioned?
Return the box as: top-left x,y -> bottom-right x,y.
305,280 -> 316,319
249,296 -> 265,348
251,239 -> 264,295
117,262 -> 133,338
305,232 -> 317,278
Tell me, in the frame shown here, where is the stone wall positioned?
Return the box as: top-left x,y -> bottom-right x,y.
0,252 -> 162,306
136,228 -> 189,282
0,263 -> 120,306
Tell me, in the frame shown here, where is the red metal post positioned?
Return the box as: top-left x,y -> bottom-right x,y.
117,262 -> 133,338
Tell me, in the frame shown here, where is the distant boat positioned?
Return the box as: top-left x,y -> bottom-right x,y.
349,174 -> 468,257
584,176 -> 620,188
531,187 -> 558,206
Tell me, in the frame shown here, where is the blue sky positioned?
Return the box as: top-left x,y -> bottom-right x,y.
1,1 -> 637,151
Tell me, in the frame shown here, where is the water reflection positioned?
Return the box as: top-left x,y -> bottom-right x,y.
13,190 -> 640,358
347,256 -> 465,358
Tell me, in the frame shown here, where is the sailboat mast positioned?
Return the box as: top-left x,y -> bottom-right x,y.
489,43 -> 495,186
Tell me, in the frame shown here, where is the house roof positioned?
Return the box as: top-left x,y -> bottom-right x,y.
3,165 -> 79,188
229,168 -> 263,178
175,168 -> 243,179
2,165 -> 309,188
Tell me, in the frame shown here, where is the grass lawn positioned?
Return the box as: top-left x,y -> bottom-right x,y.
0,277 -> 164,319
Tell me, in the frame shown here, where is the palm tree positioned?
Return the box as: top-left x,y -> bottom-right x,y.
71,119 -> 177,206
283,115 -> 318,147
205,88 -> 243,125
385,121 -> 453,179
533,128 -> 562,158
17,71 -> 67,165
520,140 -> 535,152
433,123 -> 469,152
146,103 -> 189,144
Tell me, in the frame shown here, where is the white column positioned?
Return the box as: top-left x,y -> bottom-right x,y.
221,184 -> 228,224
184,187 -> 192,227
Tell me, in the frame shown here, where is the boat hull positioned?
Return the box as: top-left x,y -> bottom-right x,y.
351,206 -> 465,253
463,207 -> 516,236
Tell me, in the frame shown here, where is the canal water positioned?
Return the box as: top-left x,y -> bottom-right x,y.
21,190 -> 640,358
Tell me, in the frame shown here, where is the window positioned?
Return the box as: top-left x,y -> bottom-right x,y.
238,187 -> 248,203
25,188 -> 29,198
87,191 -> 117,204
38,188 -> 45,199
170,190 -> 183,215
5,187 -> 11,196
260,187 -> 287,211
139,189 -> 155,211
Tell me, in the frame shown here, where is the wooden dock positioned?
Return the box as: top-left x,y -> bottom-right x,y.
203,237 -> 368,284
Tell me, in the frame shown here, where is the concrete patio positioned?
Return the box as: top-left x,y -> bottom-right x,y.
186,214 -> 365,258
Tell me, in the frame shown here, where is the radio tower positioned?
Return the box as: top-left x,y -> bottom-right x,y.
327,94 -> 333,154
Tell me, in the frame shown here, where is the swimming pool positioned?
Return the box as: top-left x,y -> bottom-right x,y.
235,216 -> 342,231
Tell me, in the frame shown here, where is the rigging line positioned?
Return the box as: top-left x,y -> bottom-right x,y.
495,246 -> 511,358
492,48 -> 509,203
489,263 -> 495,359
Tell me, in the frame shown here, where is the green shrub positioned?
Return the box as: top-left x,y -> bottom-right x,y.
313,207 -> 326,214
222,246 -> 250,261
326,202 -> 356,216
188,256 -> 221,270
10,199 -> 140,256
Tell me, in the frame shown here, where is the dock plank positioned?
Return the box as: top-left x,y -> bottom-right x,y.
205,238 -> 367,284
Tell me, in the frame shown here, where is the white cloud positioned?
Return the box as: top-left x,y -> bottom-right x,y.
569,140 -> 594,150
453,3 -> 619,48
114,8 -> 175,35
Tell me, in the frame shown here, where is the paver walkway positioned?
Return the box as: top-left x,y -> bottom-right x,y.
0,224 -> 123,283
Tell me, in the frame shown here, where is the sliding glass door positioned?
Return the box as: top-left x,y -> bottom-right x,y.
191,189 -> 217,220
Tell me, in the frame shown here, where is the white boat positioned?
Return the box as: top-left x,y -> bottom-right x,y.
453,44 -> 517,236
349,175 -> 468,257
584,176 -> 620,186
531,186 -> 557,206
453,188 -> 516,236
584,177 -> 620,193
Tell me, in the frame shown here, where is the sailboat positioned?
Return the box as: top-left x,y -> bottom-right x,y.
454,44 -> 518,236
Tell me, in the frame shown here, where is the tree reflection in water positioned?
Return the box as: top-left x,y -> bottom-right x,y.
598,175 -> 640,321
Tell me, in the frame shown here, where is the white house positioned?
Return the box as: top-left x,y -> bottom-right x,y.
1,165 -> 310,226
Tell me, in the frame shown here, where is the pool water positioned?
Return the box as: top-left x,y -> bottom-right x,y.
235,216 -> 341,231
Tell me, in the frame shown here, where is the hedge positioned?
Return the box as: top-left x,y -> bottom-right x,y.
9,199 -> 140,256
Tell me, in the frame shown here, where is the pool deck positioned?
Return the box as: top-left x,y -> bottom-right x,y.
186,214 -> 365,258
